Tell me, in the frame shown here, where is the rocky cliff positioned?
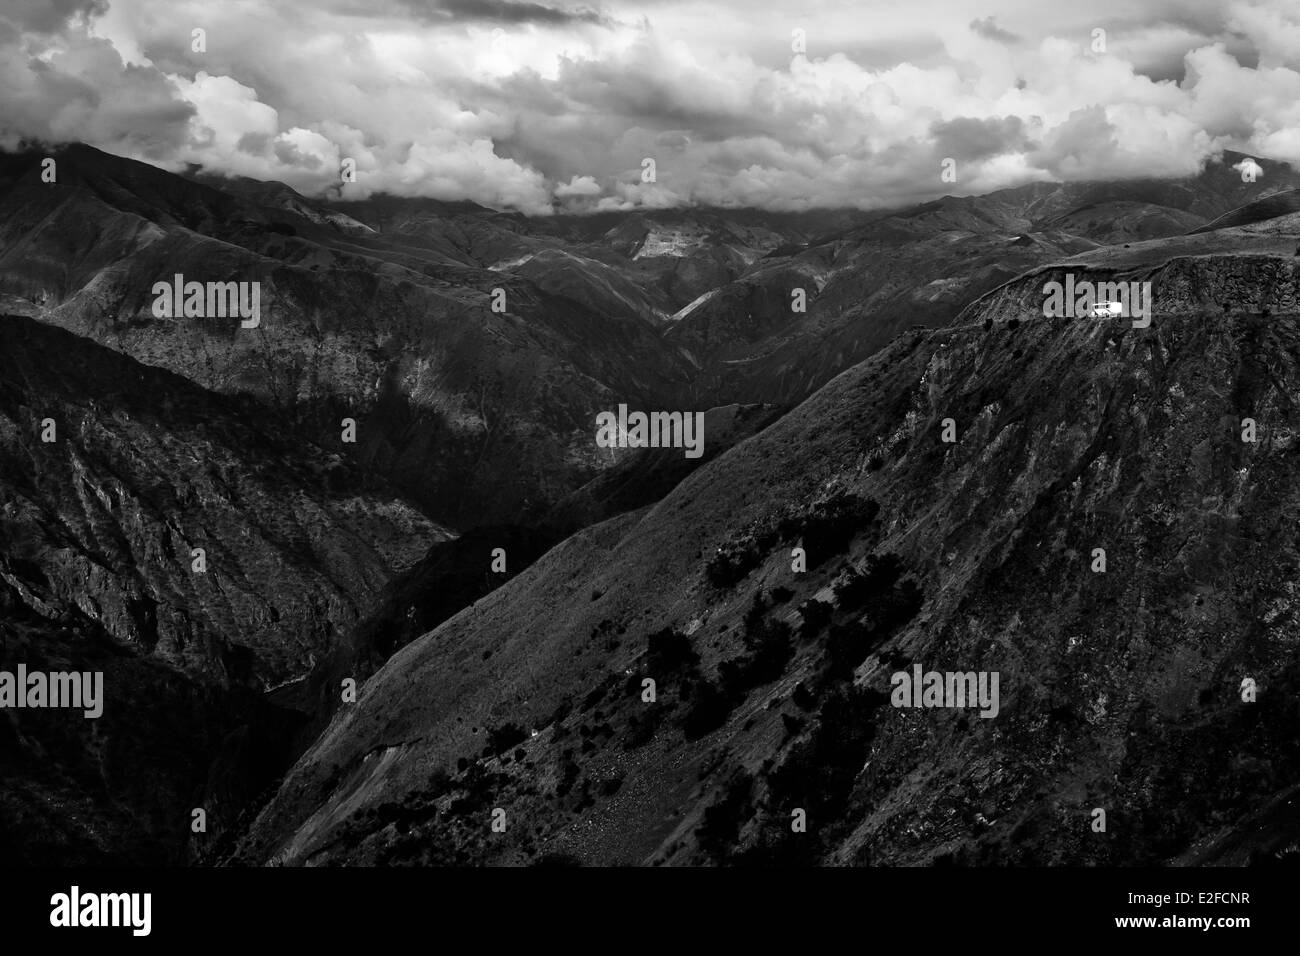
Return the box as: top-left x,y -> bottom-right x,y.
0,315 -> 443,863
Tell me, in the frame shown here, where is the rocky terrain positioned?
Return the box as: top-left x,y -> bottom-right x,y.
6,147 -> 1295,529
4,144 -> 1300,867
0,315 -> 444,863
234,266 -> 1300,865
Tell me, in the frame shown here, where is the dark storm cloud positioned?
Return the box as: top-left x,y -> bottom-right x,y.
2,0 -> 108,33
1226,40 -> 1260,70
1027,106 -> 1120,178
0,25 -> 194,158
969,17 -> 1019,44
512,57 -> 771,141
397,0 -> 608,25
237,131 -> 273,154
836,36 -> 949,70
930,116 -> 1029,162
1134,57 -> 1189,84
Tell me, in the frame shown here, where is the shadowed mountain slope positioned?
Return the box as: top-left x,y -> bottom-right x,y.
234,261 -> 1300,864
0,314 -> 446,864
0,315 -> 442,686
7,142 -> 1300,867
0,146 -> 698,528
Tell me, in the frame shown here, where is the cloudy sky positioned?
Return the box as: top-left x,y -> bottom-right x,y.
3,0 -> 1299,213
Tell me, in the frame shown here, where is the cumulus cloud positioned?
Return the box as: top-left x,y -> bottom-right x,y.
1233,156 -> 1265,179
2,0 -> 1300,212
554,173 -> 602,197
6,0 -> 109,34
0,12 -> 192,156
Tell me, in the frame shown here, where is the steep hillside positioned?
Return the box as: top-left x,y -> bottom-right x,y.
272,400 -> 786,776
0,596 -> 300,865
0,146 -> 697,528
0,315 -> 444,864
1191,189 -> 1300,235
9,143 -> 1300,869
234,273 -> 1300,865
0,315 -> 441,686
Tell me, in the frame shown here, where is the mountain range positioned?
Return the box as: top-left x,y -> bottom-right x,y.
2,143 -> 1299,865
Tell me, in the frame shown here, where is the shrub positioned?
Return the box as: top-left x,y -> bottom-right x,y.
766,685 -> 890,823
834,553 -> 906,610
485,722 -> 528,755
682,679 -> 733,740
791,491 -> 880,566
705,534 -> 770,588
719,603 -> 795,701
547,698 -> 573,725
555,760 -> 580,798
742,591 -> 767,634
426,767 -> 452,796
697,772 -> 754,860
623,710 -> 661,749
646,627 -> 699,675
825,619 -> 878,680
797,598 -> 833,637
745,616 -> 793,681
825,555 -> 923,680
719,637 -> 790,700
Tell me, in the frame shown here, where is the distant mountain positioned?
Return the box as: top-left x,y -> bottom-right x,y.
660,150 -> 1300,406
0,146 -> 697,529
5,145 -> 1298,529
